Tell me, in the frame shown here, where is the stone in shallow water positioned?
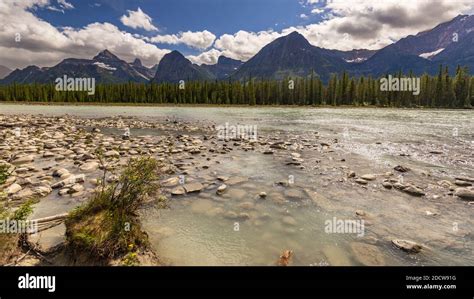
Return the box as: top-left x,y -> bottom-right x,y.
322,245 -> 352,266
216,184 -> 227,195
350,242 -> 385,266
394,165 -> 410,173
190,199 -> 214,214
79,161 -> 99,172
361,174 -> 376,181
184,182 -> 204,193
6,183 -> 22,195
455,176 -> 474,183
284,189 -> 305,201
238,201 -> 254,210
226,176 -> 248,185
52,168 -> 69,178
454,188 -> 474,201
171,186 -> 185,196
12,155 -> 35,165
161,176 -> 180,187
224,188 -> 248,200
104,150 -> 120,158
392,239 -> 422,253
402,185 -> 425,197
455,180 -> 472,187
282,216 -> 297,226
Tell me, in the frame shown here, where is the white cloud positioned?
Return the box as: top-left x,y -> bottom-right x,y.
0,0 -> 169,69
149,30 -> 216,50
58,0 -> 74,10
120,7 -> 158,31
187,49 -> 222,65
214,30 -> 284,61
300,13 -> 309,19
214,0 -> 474,62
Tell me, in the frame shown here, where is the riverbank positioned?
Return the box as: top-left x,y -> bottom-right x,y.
1,101 -> 472,110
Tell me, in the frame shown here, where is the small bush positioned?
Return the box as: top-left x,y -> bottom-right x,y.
65,156 -> 162,261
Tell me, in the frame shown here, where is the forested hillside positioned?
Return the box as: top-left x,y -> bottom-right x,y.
1,66 -> 472,108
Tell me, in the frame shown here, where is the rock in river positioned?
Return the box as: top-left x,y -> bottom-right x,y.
183,182 -> 204,193
284,189 -> 305,201
161,176 -> 180,187
12,155 -> 35,165
361,174 -> 376,181
171,186 -> 185,196
6,183 -> 22,195
455,180 -> 472,187
402,185 -> 425,197
52,174 -> 85,189
104,150 -> 120,158
350,242 -> 385,266
394,165 -> 410,173
454,188 -> 474,201
392,239 -> 422,253
80,161 -> 99,172
216,184 -> 227,195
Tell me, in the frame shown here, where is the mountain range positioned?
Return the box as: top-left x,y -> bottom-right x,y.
0,65 -> 11,79
1,14 -> 473,85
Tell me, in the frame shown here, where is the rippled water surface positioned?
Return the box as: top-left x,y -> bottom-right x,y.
2,104 -> 472,266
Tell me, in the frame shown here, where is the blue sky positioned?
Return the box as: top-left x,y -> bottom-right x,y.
1,0 -> 473,69
35,0 -> 325,57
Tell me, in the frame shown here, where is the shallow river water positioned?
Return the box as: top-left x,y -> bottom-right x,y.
1,104 -> 473,266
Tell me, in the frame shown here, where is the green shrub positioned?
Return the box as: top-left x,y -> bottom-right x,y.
65,156 -> 162,260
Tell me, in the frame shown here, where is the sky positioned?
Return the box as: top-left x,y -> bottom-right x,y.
1,0 -> 474,69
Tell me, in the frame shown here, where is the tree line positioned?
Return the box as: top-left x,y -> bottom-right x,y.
0,66 -> 473,108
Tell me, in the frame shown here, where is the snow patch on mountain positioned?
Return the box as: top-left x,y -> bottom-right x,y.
93,62 -> 116,71
419,48 -> 445,60
344,57 -> 367,63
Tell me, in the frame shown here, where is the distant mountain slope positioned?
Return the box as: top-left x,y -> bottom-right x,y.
1,15 -> 474,85
355,14 -> 474,76
0,50 -> 150,84
130,58 -> 156,80
0,65 -> 12,79
394,14 -> 474,58
152,51 -> 215,83
325,49 -> 377,63
201,56 -> 243,80
231,31 -> 348,81
433,30 -> 474,71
